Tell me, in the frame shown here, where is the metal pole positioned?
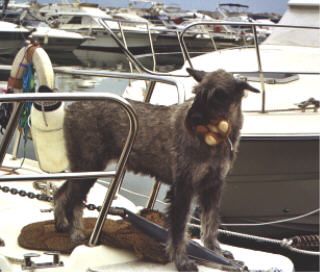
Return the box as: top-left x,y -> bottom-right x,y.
179,29 -> 193,69
0,103 -> 24,165
11,129 -> 22,159
118,22 -> 134,75
99,18 -> 189,78
178,20 -> 320,74
88,98 -> 138,246
89,113 -> 138,245
146,179 -> 161,209
176,30 -> 187,64
144,80 -> 161,208
201,25 -> 217,51
0,92 -> 138,247
0,170 -> 117,182
145,81 -> 156,103
252,25 -> 266,113
146,23 -> 157,72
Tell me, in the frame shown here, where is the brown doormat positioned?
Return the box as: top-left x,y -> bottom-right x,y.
18,209 -> 169,263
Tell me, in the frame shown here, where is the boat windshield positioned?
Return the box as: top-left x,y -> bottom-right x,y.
263,2 -> 320,47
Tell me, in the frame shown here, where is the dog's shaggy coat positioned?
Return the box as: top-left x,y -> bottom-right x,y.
54,69 -> 259,271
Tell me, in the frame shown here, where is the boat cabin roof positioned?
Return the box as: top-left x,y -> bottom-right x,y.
263,2 -> 320,47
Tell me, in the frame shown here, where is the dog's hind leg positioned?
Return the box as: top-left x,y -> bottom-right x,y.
54,116 -> 110,242
166,180 -> 198,272
54,180 -> 72,233
54,154 -> 107,243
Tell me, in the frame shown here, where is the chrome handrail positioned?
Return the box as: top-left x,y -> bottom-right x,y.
0,67 -> 187,243
251,25 -> 266,113
179,21 -> 320,113
99,18 -> 189,77
179,20 -> 320,69
146,22 -> 157,72
53,68 -> 186,104
52,67 -> 186,211
100,17 -> 155,74
0,92 -> 138,246
118,21 -> 135,74
104,17 -> 158,71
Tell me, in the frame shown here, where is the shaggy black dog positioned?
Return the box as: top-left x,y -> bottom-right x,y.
54,69 -> 259,271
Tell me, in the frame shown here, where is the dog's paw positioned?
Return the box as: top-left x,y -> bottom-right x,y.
54,216 -> 70,232
70,228 -> 87,244
0,238 -> 4,247
175,254 -> 198,272
221,249 -> 234,259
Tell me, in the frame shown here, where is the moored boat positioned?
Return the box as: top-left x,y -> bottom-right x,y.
27,21 -> 88,52
0,21 -> 30,56
0,42 -> 296,271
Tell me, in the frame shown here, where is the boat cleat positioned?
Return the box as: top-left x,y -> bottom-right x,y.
22,252 -> 63,270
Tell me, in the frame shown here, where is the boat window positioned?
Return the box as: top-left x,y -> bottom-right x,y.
67,16 -> 82,25
237,72 -> 299,84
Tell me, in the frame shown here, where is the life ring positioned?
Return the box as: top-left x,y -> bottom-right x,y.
8,42 -> 54,92
8,42 -> 69,173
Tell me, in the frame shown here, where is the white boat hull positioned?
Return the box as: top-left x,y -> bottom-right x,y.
76,29 -> 155,54
31,35 -> 85,52
222,136 -> 319,237
0,22 -> 30,56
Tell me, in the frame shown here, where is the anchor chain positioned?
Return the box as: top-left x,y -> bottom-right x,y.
0,184 -> 102,212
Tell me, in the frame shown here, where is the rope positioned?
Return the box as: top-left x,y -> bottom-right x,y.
291,234 -> 320,249
188,222 -> 320,256
220,208 -> 320,227
0,44 -> 38,135
18,62 -> 35,143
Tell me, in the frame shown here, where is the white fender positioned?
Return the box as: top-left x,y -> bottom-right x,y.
9,44 -> 69,173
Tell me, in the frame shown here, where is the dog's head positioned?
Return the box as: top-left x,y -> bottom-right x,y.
185,68 -> 259,134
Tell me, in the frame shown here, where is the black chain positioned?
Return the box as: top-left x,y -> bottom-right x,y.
0,184 -> 102,212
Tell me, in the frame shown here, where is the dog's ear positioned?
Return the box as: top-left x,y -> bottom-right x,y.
236,80 -> 260,93
186,68 -> 207,83
38,85 -> 54,93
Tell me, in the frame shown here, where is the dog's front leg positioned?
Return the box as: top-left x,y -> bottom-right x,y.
167,181 -> 198,272
199,181 -> 223,252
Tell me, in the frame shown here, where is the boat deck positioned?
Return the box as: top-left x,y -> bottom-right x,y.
0,155 -> 294,271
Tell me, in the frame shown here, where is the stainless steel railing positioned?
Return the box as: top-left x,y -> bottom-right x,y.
99,17 -> 196,77
100,18 -> 320,114
105,17 -> 157,72
52,68 -> 186,104
0,68 -> 186,242
99,17 -> 218,74
0,92 -> 137,246
178,21 -> 320,113
52,69 -> 185,209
